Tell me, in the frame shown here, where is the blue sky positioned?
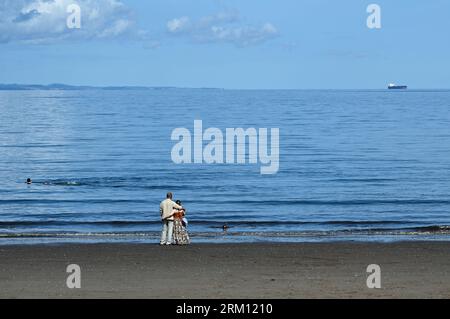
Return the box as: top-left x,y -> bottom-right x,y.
0,0 -> 449,89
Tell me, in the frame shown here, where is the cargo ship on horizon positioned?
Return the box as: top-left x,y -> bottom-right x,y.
388,83 -> 407,90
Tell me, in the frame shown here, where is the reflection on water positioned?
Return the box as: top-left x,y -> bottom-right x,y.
1,89 -> 450,243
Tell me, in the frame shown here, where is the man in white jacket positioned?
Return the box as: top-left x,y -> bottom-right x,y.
160,192 -> 183,245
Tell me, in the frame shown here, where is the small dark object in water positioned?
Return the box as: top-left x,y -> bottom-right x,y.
26,178 -> 32,184
222,224 -> 229,231
388,83 -> 407,90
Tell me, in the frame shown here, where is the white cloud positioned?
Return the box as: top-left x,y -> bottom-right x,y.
0,3 -> 280,48
97,18 -> 131,38
167,16 -> 190,33
0,0 -> 136,44
166,10 -> 279,47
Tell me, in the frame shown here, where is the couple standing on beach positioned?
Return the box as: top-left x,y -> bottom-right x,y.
160,192 -> 190,245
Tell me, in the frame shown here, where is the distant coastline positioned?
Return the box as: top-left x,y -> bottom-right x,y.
0,83 -> 224,91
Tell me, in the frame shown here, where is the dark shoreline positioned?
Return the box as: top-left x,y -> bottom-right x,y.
0,242 -> 449,298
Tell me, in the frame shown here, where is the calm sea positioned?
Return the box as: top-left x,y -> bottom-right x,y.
1,89 -> 450,244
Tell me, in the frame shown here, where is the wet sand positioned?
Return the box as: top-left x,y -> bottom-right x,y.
0,242 -> 449,298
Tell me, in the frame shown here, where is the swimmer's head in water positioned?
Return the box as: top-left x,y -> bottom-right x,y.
26,178 -> 32,184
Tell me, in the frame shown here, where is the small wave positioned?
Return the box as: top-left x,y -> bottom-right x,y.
185,219 -> 419,228
33,177 -> 188,190
0,220 -> 161,227
327,178 -> 396,183
0,219 -> 417,228
195,199 -> 450,206
0,199 -> 147,205
0,232 -> 159,239
1,225 -> 449,240
408,225 -> 450,233
0,144 -> 67,148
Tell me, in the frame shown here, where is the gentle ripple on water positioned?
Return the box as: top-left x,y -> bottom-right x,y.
1,89 -> 450,244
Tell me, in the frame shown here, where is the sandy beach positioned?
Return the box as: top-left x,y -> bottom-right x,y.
0,242 -> 449,299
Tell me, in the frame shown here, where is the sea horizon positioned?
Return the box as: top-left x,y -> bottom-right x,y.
1,83 -> 450,92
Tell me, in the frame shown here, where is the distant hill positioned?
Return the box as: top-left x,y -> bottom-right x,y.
0,83 -> 91,90
0,84 -> 222,91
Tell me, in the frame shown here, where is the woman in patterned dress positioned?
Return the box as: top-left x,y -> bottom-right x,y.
172,200 -> 190,245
